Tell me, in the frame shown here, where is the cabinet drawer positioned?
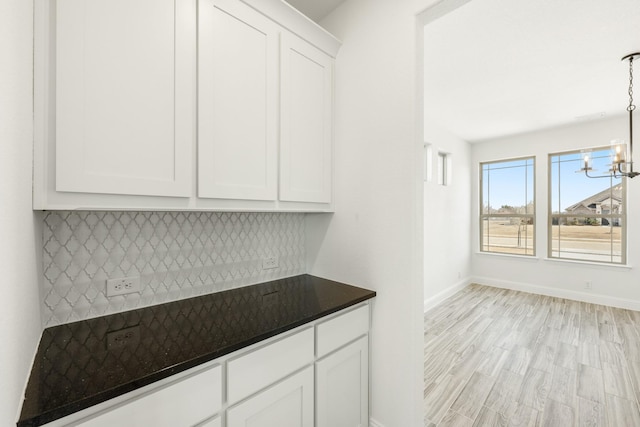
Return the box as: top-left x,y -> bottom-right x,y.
227,366 -> 314,427
316,305 -> 369,358
227,328 -> 314,405
77,364 -> 222,427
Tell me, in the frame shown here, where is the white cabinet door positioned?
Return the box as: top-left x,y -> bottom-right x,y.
198,0 -> 278,201
55,0 -> 194,197
228,328 -> 314,405
197,415 -> 221,427
76,364 -> 222,427
280,33 -> 333,204
227,367 -> 314,427
316,336 -> 369,427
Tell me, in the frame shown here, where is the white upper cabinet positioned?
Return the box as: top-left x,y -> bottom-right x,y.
54,0 -> 195,198
34,0 -> 340,211
198,0 -> 278,201
280,33 -> 333,204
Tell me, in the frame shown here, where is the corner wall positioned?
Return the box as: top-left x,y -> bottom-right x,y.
0,0 -> 44,423
423,124 -> 472,311
305,1 -> 439,426
471,115 -> 640,309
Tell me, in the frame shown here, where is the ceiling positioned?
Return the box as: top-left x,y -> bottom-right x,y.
286,0 -> 640,143
285,0 -> 346,22
424,0 -> 640,143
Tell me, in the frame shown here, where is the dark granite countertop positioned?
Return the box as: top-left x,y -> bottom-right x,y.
18,275 -> 375,427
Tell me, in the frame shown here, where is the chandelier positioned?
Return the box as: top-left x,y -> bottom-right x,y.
581,52 -> 640,179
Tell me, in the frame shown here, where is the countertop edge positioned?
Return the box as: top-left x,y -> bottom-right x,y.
18,275 -> 375,427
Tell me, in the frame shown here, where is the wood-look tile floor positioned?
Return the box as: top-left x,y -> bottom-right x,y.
424,284 -> 640,426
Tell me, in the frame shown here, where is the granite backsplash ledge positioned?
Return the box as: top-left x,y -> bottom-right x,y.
41,211 -> 306,327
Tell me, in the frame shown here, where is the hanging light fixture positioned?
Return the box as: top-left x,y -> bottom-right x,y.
581,52 -> 640,179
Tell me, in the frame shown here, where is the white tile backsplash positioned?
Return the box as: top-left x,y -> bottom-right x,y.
42,211 -> 306,327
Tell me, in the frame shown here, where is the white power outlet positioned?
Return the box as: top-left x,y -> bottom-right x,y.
106,276 -> 141,297
585,281 -> 593,290
262,256 -> 279,270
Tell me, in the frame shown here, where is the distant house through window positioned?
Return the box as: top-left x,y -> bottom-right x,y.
480,157 -> 535,256
549,147 -> 626,264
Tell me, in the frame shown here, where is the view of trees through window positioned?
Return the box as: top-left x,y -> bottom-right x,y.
549,148 -> 625,264
480,157 -> 535,256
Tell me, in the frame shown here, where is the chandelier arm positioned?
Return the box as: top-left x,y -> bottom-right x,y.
585,170 -> 616,179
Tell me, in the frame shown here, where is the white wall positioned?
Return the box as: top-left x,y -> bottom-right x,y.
305,0 -> 439,426
423,124 -> 472,311
0,0 -> 44,424
471,115 -> 640,309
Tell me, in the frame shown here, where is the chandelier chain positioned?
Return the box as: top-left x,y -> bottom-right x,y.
629,56 -> 636,112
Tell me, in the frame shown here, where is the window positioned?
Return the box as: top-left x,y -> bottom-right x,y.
549,148 -> 626,264
424,143 -> 433,182
480,157 -> 535,255
437,152 -> 448,186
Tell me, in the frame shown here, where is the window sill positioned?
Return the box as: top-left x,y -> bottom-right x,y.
475,251 -> 540,262
543,257 -> 632,270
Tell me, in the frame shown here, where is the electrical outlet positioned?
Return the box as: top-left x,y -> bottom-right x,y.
585,281 -> 593,290
106,276 -> 141,297
106,325 -> 141,350
262,256 -> 279,270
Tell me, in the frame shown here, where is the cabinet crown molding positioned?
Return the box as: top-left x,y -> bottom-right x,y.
240,0 -> 342,57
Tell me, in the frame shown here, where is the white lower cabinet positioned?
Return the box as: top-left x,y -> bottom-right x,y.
316,336 -> 369,427
45,304 -> 370,427
198,416 -> 222,427
316,305 -> 370,358
76,364 -> 222,427
227,367 -> 314,427
227,328 -> 314,405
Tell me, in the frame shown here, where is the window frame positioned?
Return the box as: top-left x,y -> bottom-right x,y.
424,143 -> 433,182
437,151 -> 448,186
479,156 -> 536,257
547,147 -> 627,265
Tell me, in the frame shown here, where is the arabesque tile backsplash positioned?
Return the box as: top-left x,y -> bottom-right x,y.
42,211 -> 305,327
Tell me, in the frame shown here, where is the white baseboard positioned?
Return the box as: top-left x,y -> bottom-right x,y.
369,417 -> 385,427
472,276 -> 640,311
423,277 -> 471,313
